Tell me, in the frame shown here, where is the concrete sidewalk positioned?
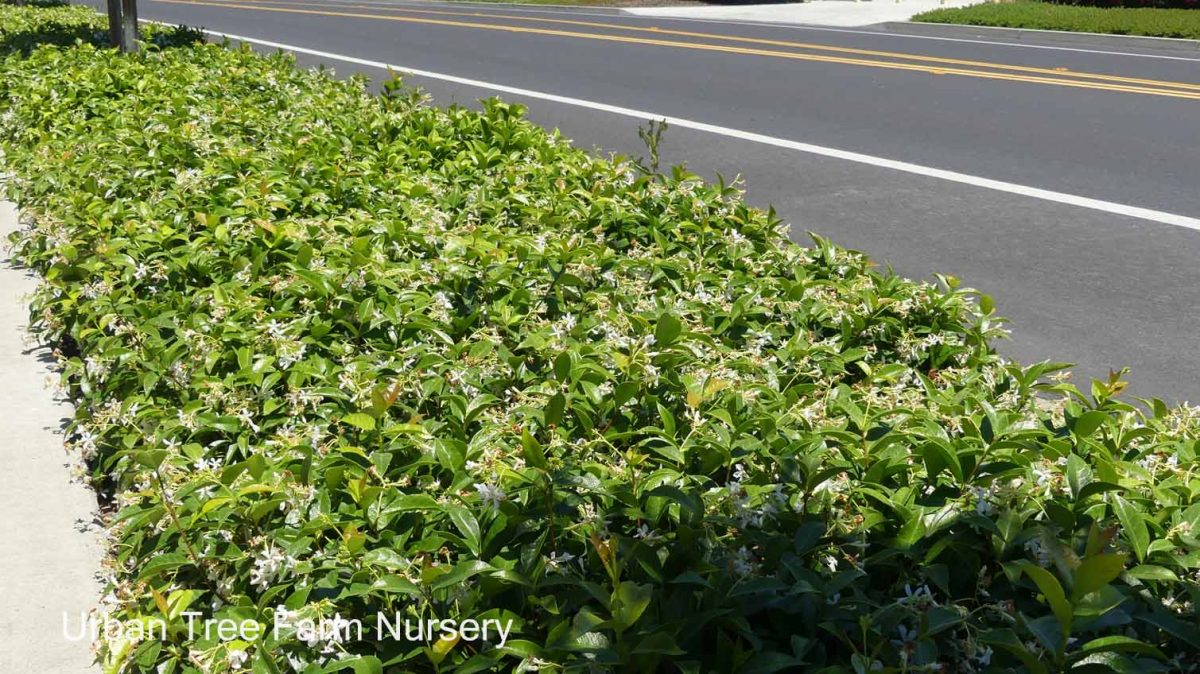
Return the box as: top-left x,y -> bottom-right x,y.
624,0 -> 984,27
0,199 -> 102,672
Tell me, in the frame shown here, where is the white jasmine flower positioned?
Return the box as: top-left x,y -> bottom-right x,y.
970,485 -> 995,517
75,427 -> 99,458
891,624 -> 918,659
545,550 -> 576,570
731,547 -> 757,576
1024,538 -> 1052,567
474,482 -> 506,512
633,523 -> 661,542
193,457 -> 222,472
898,583 -> 937,608
226,649 -> 249,669
250,545 -> 291,591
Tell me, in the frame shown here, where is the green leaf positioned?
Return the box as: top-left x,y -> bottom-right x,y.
136,553 -> 190,581
632,631 -> 686,656
1065,453 -> 1092,499
1024,614 -> 1063,656
447,506 -> 482,556
164,589 -> 198,620
919,441 -> 962,483
610,581 -> 652,631
979,629 -> 1050,674
743,651 -> 807,673
342,412 -> 376,432
372,575 -> 422,597
1072,585 -> 1126,620
1073,411 -> 1108,438
1112,495 -> 1149,563
430,560 -> 494,591
427,633 -> 459,665
895,508 -> 926,549
197,496 -> 232,517
498,640 -> 542,658
1071,553 -> 1126,603
1071,635 -> 1165,661
252,649 -> 283,674
520,429 -> 548,470
553,352 -> 571,381
544,393 -> 566,427
349,656 -> 383,674
136,450 -> 168,469
1125,564 -> 1177,582
925,605 -> 966,636
1135,612 -> 1200,650
1019,563 -> 1072,634
613,380 -> 639,408
792,521 -> 825,554
654,312 -> 682,346
361,548 -> 409,571
1075,481 -> 1124,504
390,494 -> 440,512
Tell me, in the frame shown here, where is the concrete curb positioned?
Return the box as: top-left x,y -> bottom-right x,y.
0,199 -> 103,672
622,0 -> 985,28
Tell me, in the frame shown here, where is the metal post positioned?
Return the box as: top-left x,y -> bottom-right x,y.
118,0 -> 138,53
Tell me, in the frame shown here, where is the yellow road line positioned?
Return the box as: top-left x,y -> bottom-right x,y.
155,0 -> 1200,100
215,0 -> 1200,93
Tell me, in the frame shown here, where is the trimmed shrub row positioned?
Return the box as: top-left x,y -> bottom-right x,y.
1,5 -> 1198,673
0,2 -> 199,54
913,2 -> 1200,39
1048,0 -> 1199,12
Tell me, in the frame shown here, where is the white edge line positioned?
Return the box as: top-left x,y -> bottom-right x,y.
152,22 -> 1200,232
213,0 -> 1200,62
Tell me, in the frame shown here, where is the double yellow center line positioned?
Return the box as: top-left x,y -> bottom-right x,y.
154,0 -> 1200,100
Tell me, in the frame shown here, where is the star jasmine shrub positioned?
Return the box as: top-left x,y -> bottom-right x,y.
2,6 -> 1199,673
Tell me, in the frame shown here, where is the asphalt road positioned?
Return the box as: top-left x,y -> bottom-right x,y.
112,0 -> 1200,403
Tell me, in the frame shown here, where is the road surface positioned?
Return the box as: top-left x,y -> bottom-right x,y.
110,0 -> 1200,403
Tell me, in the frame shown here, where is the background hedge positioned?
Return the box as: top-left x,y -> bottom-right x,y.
1045,0 -> 1199,11
914,1 -> 1200,38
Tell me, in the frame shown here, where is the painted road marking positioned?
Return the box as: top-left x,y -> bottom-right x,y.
157,0 -> 1200,100
160,24 -> 1200,232
210,0 -> 1200,63
218,0 -> 1200,92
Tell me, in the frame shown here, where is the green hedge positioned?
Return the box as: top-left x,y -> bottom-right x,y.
0,3 -> 200,54
913,1 -> 1200,39
0,2 -> 107,52
1,0 -> 71,8
2,6 -> 1199,673
1048,0 -> 1200,11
